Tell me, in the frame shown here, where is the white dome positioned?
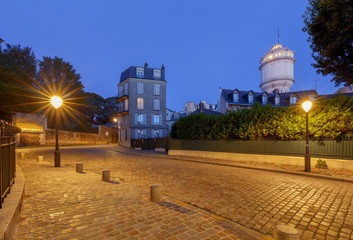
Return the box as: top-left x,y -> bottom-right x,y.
259,44 -> 295,93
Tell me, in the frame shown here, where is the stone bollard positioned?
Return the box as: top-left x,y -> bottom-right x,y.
150,184 -> 161,203
19,152 -> 25,158
274,224 -> 300,240
76,162 -> 83,173
102,170 -> 110,181
37,156 -> 44,162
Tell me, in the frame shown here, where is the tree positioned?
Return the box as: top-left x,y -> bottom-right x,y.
303,0 -> 353,86
84,92 -> 106,125
36,57 -> 85,129
0,44 -> 38,121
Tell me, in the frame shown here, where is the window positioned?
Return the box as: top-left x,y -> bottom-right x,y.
248,93 -> 254,103
233,93 -> 239,102
137,98 -> 144,109
154,99 -> 160,110
135,113 -> 146,125
152,114 -> 160,125
153,69 -> 161,79
136,67 -> 144,78
124,83 -> 128,95
154,84 -> 160,95
290,96 -> 297,105
136,129 -> 146,139
137,82 -> 144,94
275,95 -> 280,105
262,94 -> 267,104
125,129 -> 128,140
153,129 -> 160,138
124,99 -> 128,111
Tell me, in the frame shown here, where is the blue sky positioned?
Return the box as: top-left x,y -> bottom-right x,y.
0,0 -> 339,111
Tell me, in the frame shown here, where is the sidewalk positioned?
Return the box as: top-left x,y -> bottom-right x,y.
112,147 -> 353,183
14,152 -> 263,240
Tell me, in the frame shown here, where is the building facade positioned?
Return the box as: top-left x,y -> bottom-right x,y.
117,63 -> 167,147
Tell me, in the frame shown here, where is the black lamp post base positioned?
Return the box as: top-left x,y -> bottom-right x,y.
305,154 -> 311,172
54,151 -> 61,167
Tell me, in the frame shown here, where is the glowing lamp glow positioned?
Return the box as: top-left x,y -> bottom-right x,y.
302,101 -> 312,112
51,96 -> 63,109
113,118 -> 117,122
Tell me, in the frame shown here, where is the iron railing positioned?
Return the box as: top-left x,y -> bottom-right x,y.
0,120 -> 21,209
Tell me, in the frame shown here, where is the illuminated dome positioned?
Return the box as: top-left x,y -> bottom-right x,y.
259,44 -> 295,93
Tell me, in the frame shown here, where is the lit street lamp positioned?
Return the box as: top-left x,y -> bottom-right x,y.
51,96 -> 63,167
302,101 -> 312,172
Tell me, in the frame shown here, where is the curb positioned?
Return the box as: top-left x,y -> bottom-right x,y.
0,165 -> 25,240
109,148 -> 353,184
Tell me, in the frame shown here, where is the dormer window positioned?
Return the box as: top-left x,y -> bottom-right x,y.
248,92 -> 254,104
262,93 -> 267,104
153,69 -> 161,79
233,91 -> 239,102
275,95 -> 280,105
290,96 -> 297,105
136,67 -> 144,78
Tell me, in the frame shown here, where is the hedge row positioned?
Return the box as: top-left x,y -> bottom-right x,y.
170,94 -> 353,141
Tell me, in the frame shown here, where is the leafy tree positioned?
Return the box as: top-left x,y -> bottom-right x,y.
84,92 -> 106,124
0,44 -> 38,121
303,0 -> 353,86
36,57 -> 85,129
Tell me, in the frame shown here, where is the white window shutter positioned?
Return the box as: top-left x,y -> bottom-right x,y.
135,113 -> 138,124
143,114 -> 146,124
151,114 -> 154,125
160,115 -> 163,125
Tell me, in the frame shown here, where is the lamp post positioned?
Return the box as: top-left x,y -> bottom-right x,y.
302,101 -> 312,172
51,96 -> 63,167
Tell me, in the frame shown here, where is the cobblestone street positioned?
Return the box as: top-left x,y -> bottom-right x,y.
15,146 -> 353,239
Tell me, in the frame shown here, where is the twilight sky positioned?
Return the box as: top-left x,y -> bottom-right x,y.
0,0 -> 340,111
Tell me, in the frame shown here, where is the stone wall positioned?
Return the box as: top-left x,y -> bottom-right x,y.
45,126 -> 119,146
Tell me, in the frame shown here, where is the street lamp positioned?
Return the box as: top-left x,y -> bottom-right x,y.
302,101 -> 312,172
113,118 -> 117,123
51,96 -> 63,167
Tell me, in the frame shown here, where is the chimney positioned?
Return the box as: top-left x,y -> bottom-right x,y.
161,64 -> 165,70
144,62 -> 148,68
200,102 -> 204,113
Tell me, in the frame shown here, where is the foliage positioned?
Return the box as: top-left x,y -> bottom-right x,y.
303,0 -> 353,86
0,44 -> 39,121
315,159 -> 328,169
171,96 -> 353,141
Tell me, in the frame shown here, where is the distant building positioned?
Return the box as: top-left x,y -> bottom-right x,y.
335,86 -> 353,94
117,63 -> 167,147
219,88 -> 317,113
166,108 -> 176,134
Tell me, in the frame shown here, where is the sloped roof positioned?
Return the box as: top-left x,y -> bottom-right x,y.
221,89 -> 317,107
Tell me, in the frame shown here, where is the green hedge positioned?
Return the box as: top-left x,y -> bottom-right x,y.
171,94 -> 353,141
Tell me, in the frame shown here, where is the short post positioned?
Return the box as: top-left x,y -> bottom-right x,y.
150,184 -> 161,203
102,170 -> 110,181
37,156 -> 44,162
76,162 -> 83,173
274,224 -> 300,240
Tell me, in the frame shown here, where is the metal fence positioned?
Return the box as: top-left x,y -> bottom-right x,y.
169,139 -> 353,160
131,137 -> 169,150
0,120 -> 21,209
